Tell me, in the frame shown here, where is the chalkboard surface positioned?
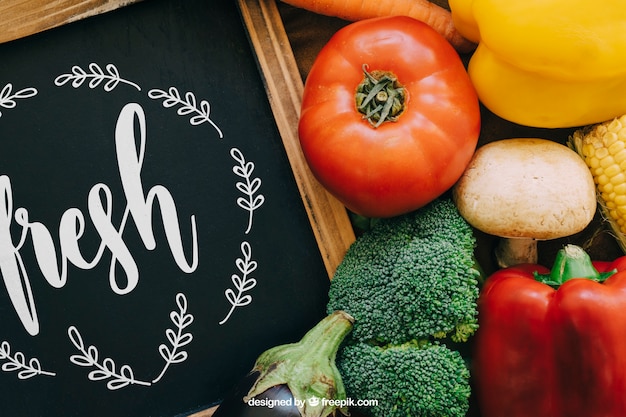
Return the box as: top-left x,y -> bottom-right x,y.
0,0 -> 341,415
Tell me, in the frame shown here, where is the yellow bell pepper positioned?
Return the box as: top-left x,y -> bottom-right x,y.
449,0 -> 626,128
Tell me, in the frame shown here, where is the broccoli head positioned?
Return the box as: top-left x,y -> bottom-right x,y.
327,197 -> 480,345
338,340 -> 471,417
327,197 -> 481,417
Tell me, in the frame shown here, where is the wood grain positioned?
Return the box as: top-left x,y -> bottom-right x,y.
188,405 -> 217,417
0,0 -> 143,44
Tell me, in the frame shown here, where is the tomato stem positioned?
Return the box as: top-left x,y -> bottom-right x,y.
534,244 -> 615,287
356,64 -> 406,128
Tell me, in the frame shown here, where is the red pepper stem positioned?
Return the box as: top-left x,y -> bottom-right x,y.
534,244 -> 615,287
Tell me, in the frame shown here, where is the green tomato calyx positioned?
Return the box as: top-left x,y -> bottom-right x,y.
356,64 -> 406,128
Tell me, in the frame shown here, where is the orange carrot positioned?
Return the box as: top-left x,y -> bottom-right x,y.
280,0 -> 476,53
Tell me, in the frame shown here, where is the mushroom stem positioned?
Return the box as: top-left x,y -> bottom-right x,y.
495,238 -> 538,268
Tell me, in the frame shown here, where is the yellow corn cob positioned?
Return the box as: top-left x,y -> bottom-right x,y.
570,114 -> 626,252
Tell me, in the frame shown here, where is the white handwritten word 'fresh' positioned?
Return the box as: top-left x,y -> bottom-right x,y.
0,103 -> 199,336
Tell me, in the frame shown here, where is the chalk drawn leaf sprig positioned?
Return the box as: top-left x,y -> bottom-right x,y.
0,340 -> 55,379
148,87 -> 224,138
54,63 -> 141,92
68,326 -> 151,390
219,242 -> 258,325
152,293 -> 194,384
231,147 -> 265,234
0,83 -> 38,118
68,293 -> 193,389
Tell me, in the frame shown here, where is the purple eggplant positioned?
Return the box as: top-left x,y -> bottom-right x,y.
212,371 -> 299,417
212,311 -> 354,417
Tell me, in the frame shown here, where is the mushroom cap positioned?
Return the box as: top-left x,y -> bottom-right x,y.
452,138 -> 597,240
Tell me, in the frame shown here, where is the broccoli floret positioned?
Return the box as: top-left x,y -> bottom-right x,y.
327,197 -> 480,345
327,197 -> 481,417
338,340 -> 471,417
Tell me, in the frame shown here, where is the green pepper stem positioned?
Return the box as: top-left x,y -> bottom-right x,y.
534,244 -> 615,287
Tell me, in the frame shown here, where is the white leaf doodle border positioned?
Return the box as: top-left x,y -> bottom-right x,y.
68,326 -> 151,390
0,83 -> 38,118
148,87 -> 224,138
0,341 -> 55,379
68,293 -> 193,390
219,242 -> 258,325
54,63 -> 141,92
0,61 -> 266,384
231,147 -> 265,235
152,293 -> 194,384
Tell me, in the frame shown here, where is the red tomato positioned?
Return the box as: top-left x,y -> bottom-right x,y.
298,16 -> 481,218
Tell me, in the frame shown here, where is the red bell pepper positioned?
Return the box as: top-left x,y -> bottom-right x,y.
473,244 -> 626,417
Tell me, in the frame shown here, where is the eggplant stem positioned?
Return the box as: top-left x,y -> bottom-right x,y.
244,311 -> 354,417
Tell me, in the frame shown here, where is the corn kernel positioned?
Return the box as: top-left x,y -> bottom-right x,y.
609,140 -> 626,155
614,183 -> 626,195
605,199 -> 617,209
615,195 -> 626,206
609,172 -> 626,185
570,116 -> 626,252
587,156 -> 601,169
604,131 -> 619,147
594,166 -> 604,177
608,119 -> 622,132
603,162 -> 620,177
596,173 -> 609,186
583,143 -> 595,156
614,148 -> 626,163
595,147 -> 610,160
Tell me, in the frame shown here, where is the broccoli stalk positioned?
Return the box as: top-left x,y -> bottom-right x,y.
327,197 -> 481,417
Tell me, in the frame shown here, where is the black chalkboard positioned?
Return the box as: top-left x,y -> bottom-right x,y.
0,0 -> 339,415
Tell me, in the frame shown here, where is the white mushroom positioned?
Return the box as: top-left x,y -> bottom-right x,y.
452,138 -> 597,268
